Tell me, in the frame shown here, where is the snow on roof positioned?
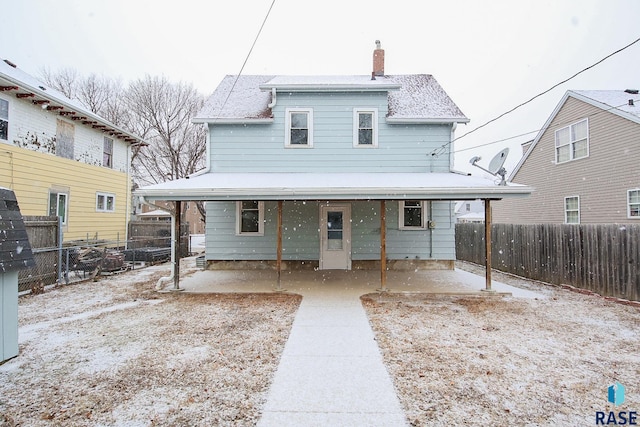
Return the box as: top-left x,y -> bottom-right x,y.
193,75 -> 275,122
138,209 -> 171,217
0,59 -> 147,145
571,90 -> 640,121
194,74 -> 468,123
135,172 -> 532,201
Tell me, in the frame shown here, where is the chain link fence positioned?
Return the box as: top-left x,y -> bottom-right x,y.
19,217 -> 191,294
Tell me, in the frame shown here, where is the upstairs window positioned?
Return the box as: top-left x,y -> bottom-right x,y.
49,191 -> 68,225
353,108 -> 378,147
285,108 -> 313,147
56,119 -> 75,160
628,189 -> 640,218
555,119 -> 588,163
564,196 -> 580,224
0,98 -> 8,140
96,192 -> 115,212
399,200 -> 427,230
236,201 -> 264,235
103,137 -> 113,168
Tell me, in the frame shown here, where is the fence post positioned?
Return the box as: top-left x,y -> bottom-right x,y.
57,216 -> 63,284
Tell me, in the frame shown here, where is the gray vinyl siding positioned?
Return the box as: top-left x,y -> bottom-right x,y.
209,92 -> 452,173
493,97 -> 640,224
206,200 -> 455,261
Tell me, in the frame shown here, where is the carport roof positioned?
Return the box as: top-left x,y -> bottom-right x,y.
135,172 -> 533,201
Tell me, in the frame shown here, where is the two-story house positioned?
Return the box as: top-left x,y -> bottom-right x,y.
135,44 -> 531,285
0,59 -> 147,244
493,90 -> 640,224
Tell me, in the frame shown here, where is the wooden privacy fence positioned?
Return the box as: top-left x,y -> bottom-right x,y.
456,223 -> 640,301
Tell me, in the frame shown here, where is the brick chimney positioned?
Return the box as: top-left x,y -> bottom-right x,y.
373,40 -> 384,77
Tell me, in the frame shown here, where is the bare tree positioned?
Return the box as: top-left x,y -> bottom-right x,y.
38,69 -> 208,221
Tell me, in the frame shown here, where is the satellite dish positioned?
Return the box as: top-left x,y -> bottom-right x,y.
469,148 -> 510,185
488,148 -> 509,175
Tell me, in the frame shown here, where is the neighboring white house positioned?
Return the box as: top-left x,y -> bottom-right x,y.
455,200 -> 485,223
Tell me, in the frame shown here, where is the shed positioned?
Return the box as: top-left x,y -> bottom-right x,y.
0,187 -> 35,363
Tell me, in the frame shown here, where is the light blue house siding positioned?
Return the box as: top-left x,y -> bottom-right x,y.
205,200 -> 455,262
209,92 -> 453,173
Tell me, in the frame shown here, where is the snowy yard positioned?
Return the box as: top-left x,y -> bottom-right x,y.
1,259 -> 639,426
0,259 -> 300,426
363,264 -> 640,426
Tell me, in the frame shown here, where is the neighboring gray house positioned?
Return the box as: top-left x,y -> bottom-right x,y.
136,44 -> 531,279
493,90 -> 640,224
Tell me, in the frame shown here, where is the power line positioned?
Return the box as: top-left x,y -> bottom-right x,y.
454,98 -> 639,154
214,0 -> 277,120
431,35 -> 640,156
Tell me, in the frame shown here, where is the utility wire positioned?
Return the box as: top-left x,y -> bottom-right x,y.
214,0 -> 276,120
455,98 -> 640,153
431,36 -> 640,156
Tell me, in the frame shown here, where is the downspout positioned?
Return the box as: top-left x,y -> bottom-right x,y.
139,195 -> 175,290
267,87 -> 277,109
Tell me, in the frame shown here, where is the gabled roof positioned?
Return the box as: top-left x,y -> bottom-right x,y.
193,74 -> 469,124
510,89 -> 640,178
0,59 -> 148,146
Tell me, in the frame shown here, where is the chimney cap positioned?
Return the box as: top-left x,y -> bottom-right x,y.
375,40 -> 381,49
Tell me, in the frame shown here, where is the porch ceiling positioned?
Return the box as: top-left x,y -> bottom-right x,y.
135,172 -> 533,202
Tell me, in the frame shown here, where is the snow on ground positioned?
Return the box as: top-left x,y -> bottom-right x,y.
363,262 -> 640,426
1,258 -> 639,426
0,258 -> 300,426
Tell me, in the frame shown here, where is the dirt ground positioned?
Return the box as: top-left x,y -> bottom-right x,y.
363,263 -> 640,426
0,263 -> 301,427
2,260 -> 639,426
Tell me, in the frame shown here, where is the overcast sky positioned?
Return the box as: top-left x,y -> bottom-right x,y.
2,0 -> 639,177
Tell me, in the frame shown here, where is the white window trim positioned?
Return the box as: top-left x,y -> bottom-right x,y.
285,108 -> 313,148
555,118 -> 589,164
353,108 -> 378,148
564,196 -> 580,224
398,200 -> 428,230
628,189 -> 640,219
236,201 -> 265,236
49,191 -> 69,225
96,192 -> 116,212
0,95 -> 10,142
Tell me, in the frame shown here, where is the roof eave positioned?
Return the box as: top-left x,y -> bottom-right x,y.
192,117 -> 274,124
386,117 -> 470,124
135,185 -> 534,202
0,73 -> 149,146
258,83 -> 402,92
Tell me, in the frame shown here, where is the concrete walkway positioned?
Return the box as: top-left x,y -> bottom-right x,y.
175,268 -> 546,426
257,278 -> 406,426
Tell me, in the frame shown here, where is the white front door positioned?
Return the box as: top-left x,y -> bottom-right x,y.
319,203 -> 351,270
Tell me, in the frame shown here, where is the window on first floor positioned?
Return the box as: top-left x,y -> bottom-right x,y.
236,201 -> 264,235
353,108 -> 378,147
0,98 -> 8,140
564,196 -> 580,224
285,108 -> 313,147
399,200 -> 428,230
628,189 -> 640,218
49,191 -> 68,225
96,192 -> 115,212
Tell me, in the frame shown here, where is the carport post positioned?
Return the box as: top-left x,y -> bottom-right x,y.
483,199 -> 493,292
173,200 -> 182,291
378,200 -> 388,292
275,200 -> 284,291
